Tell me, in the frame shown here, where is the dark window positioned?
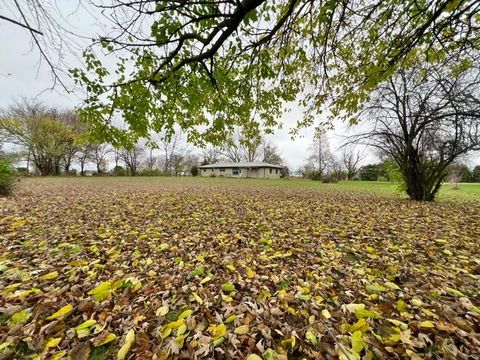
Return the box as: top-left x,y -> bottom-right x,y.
275,169 -> 278,174
232,168 -> 240,175
211,168 -> 214,172
220,168 -> 225,172
269,168 -> 272,174
203,169 -> 206,172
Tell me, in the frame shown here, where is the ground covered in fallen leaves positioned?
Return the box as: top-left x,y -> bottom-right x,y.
1,178 -> 479,360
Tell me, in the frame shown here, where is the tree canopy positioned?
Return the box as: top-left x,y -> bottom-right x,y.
353,58 -> 480,200
71,0 -> 480,146
0,101 -> 83,175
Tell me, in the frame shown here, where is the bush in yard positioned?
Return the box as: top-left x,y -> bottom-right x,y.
113,165 -> 126,176
383,159 -> 403,183
190,165 -> 199,177
310,170 -> 323,181
322,174 -> 338,183
139,168 -> 162,176
360,164 -> 383,181
0,159 -> 16,196
15,167 -> 29,176
473,165 -> 480,183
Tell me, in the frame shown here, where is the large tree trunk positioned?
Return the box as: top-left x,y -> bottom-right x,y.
405,173 -> 430,201
402,149 -> 445,201
26,149 -> 31,173
34,158 -> 52,176
39,165 -> 49,176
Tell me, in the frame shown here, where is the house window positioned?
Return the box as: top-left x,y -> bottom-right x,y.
275,169 -> 278,174
269,168 -> 272,174
211,168 -> 214,172
203,169 -> 206,172
220,168 -> 225,172
232,168 -> 240,175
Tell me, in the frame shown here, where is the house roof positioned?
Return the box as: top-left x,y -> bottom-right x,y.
199,161 -> 284,169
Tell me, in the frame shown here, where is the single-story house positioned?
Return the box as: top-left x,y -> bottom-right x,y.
199,162 -> 283,179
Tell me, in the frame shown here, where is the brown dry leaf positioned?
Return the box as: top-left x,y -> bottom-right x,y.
69,342 -> 91,360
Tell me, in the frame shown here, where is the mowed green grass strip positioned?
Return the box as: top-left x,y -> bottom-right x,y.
21,176 -> 480,202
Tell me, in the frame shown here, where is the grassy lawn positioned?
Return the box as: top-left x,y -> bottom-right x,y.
1,177 -> 479,359
23,176 -> 480,201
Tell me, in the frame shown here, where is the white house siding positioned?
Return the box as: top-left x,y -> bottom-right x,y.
200,166 -> 281,179
200,168 -> 235,177
263,167 -> 282,179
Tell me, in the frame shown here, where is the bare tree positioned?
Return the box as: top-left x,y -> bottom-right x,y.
447,164 -> 466,190
354,60 -> 480,201
307,127 -> 332,178
170,154 -> 186,176
219,131 -> 245,163
241,135 -> 263,162
296,163 -> 315,179
182,154 -> 200,174
120,145 -> 144,176
262,140 -> 283,165
76,143 -> 94,176
201,147 -> 223,165
91,143 -> 112,173
113,148 -> 121,168
341,146 -> 364,180
144,148 -> 157,171
159,131 -> 190,175
219,130 -> 279,163
329,157 -> 344,181
58,111 -> 85,174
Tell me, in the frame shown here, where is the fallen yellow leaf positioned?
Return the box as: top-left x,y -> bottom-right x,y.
117,329 -> 135,360
419,320 -> 435,328
322,309 -> 332,319
40,271 -> 58,281
44,337 -> 61,348
46,304 -> 73,320
234,325 -> 249,334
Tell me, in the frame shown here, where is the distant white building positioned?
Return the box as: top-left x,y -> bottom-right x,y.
199,162 -> 283,179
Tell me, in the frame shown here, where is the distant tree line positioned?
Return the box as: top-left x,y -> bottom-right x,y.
358,162 -> 480,184
0,100 -> 202,177
0,101 -> 286,178
296,128 -> 480,186
0,100 -> 116,176
446,164 -> 480,184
